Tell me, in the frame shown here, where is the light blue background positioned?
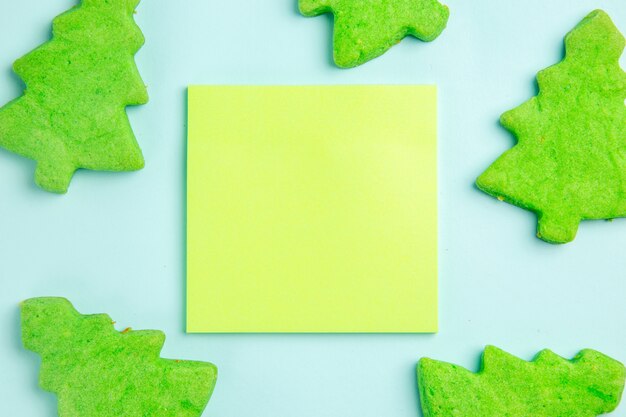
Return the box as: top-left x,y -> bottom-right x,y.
1,1 -> 625,416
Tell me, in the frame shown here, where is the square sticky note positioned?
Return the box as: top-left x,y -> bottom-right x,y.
187,86 -> 437,333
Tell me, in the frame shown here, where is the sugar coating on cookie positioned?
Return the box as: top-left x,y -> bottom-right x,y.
418,346 -> 626,417
21,297 -> 217,417
299,0 -> 449,68
477,10 -> 626,244
0,0 -> 148,193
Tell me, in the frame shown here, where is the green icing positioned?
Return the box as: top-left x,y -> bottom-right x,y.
299,0 -> 449,68
477,10 -> 626,244
0,0 -> 148,193
418,346 -> 626,417
21,297 -> 217,417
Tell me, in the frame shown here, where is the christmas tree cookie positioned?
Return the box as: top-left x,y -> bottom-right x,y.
418,346 -> 626,417
0,0 -> 148,193
477,10 -> 626,243
21,297 -> 217,417
299,0 -> 449,68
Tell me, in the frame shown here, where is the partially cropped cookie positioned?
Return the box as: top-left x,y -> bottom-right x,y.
21,297 -> 217,417
418,346 -> 626,417
299,0 -> 449,68
477,10 -> 626,243
0,0 -> 148,193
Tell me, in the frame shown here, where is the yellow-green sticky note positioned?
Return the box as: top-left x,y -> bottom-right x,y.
187,85 -> 437,333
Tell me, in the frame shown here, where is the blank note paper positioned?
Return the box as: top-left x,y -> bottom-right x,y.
187,85 -> 437,333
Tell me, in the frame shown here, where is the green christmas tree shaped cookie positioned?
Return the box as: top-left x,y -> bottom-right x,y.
0,0 -> 148,193
21,297 -> 217,417
418,346 -> 626,417
477,10 -> 626,244
299,0 -> 449,68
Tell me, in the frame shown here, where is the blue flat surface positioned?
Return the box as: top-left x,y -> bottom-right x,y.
0,1 -> 625,416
